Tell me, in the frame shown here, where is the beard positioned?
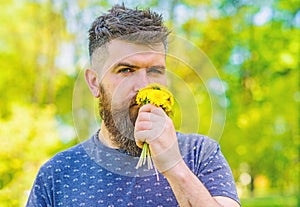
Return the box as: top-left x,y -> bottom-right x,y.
98,84 -> 142,156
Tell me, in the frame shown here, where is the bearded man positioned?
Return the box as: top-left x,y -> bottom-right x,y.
27,4 -> 240,207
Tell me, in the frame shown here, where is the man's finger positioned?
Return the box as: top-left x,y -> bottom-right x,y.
135,121 -> 152,131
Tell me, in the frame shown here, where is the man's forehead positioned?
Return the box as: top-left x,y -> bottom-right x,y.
92,40 -> 165,71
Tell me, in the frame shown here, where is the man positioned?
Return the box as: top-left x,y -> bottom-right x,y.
27,4 -> 240,207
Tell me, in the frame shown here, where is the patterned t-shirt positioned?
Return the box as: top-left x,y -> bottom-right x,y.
26,132 -> 240,206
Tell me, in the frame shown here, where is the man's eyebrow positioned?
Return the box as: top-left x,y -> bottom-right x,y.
114,62 -> 139,69
149,65 -> 166,69
112,62 -> 166,71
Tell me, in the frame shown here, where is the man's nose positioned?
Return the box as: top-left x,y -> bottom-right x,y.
134,69 -> 151,91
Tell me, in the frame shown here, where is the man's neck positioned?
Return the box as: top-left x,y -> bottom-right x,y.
98,124 -> 119,149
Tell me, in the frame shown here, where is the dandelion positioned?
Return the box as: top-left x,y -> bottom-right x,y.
135,83 -> 174,180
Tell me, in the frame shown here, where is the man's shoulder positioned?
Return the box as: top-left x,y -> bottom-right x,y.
39,137 -> 93,172
176,132 -> 220,163
176,132 -> 219,148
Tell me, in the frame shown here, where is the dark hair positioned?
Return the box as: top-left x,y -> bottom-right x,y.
88,4 -> 170,58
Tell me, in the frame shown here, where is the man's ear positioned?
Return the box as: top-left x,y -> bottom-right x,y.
85,68 -> 100,97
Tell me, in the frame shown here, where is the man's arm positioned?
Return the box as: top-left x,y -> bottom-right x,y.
163,160 -> 240,207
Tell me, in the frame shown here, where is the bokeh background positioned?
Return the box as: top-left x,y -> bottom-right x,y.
0,0 -> 299,206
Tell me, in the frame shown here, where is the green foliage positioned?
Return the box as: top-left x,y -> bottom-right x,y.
0,0 -> 77,206
241,194 -> 297,207
0,104 -> 68,206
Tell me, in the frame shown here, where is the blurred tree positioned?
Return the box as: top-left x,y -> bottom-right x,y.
0,0 -> 67,109
142,0 -> 300,200
0,0 -> 77,206
0,104 -> 73,206
194,0 -> 300,198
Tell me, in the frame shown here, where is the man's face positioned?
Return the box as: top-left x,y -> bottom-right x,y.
92,40 -> 167,155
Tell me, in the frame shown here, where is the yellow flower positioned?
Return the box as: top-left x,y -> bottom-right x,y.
136,83 -> 174,116
135,83 -> 174,181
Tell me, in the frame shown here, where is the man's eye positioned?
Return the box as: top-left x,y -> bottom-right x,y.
148,68 -> 164,74
118,68 -> 133,74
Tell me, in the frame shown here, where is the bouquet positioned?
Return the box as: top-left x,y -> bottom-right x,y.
135,83 -> 174,179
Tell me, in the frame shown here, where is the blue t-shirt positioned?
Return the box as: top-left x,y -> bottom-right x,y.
26,132 -> 240,206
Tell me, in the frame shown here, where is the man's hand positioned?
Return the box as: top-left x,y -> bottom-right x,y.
134,104 -> 182,173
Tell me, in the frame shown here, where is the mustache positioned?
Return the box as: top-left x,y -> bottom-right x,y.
129,94 -> 138,107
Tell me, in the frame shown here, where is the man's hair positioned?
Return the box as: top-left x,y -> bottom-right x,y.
88,4 -> 170,58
